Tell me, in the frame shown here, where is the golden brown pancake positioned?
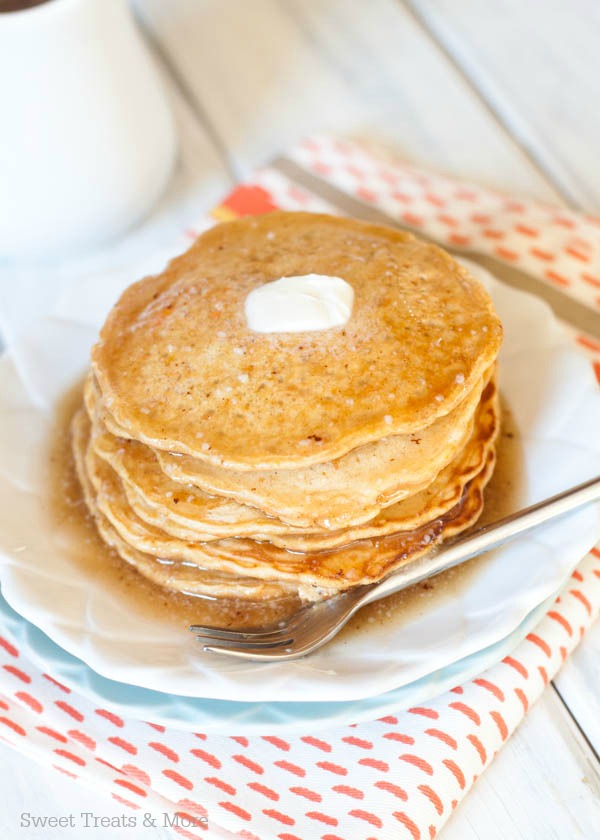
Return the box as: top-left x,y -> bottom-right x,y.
89,378 -> 499,550
91,212 -> 502,470
79,410 -> 495,597
87,368 -> 491,530
153,373 -> 492,529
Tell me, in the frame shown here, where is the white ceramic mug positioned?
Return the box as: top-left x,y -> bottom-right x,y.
0,0 -> 177,260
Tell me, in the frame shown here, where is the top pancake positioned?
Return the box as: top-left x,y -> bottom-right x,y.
92,212 -> 502,470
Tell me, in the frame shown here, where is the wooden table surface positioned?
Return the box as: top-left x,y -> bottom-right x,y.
2,2 -> 599,838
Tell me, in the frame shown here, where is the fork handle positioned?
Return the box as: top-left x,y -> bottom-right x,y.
359,474 -> 600,608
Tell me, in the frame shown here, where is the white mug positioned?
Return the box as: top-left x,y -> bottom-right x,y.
0,0 -> 177,260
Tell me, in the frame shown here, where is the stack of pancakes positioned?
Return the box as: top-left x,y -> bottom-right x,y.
72,212 -> 502,603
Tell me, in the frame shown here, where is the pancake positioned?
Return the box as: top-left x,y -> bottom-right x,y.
87,368 -> 491,530
91,212 -> 502,470
82,411 -> 495,597
91,378 -> 499,551
154,372 -> 490,529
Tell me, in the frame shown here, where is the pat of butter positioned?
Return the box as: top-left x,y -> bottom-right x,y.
245,274 -> 354,333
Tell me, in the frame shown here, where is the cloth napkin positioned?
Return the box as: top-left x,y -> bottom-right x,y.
1,135 -> 599,840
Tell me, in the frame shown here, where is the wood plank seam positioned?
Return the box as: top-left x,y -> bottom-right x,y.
551,682 -> 600,765
401,0 -> 581,210
132,11 -> 239,183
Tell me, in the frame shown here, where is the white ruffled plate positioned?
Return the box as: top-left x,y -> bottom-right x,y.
0,268 -> 599,703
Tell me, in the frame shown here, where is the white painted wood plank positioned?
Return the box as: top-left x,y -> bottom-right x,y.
0,743 -> 171,840
408,0 -> 600,210
160,69 -> 233,216
132,0 -> 562,201
132,0 -> 364,178
442,686 -> 600,840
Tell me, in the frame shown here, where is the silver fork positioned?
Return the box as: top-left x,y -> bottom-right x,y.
190,475 -> 600,660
